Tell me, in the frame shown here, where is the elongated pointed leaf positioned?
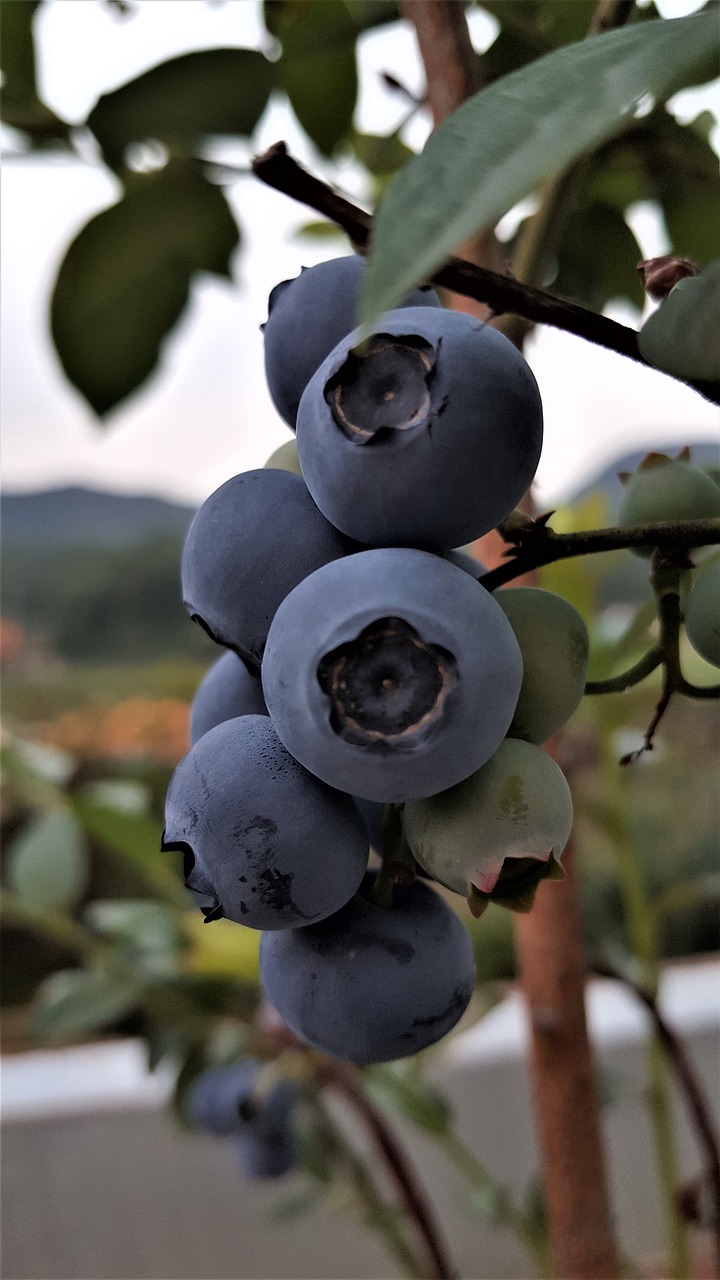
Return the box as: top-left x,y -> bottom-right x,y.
88,48 -> 274,169
51,159 -> 239,416
361,11 -> 719,326
7,809 -> 89,911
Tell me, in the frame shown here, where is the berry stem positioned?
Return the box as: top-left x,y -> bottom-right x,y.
478,518 -> 720,592
308,1094 -> 428,1279
325,1065 -> 456,1280
592,963 -> 720,1275
585,648 -> 663,695
250,143 -> 719,404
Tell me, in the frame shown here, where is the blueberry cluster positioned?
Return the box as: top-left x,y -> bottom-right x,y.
165,256 -> 588,1066
190,1059 -> 298,1179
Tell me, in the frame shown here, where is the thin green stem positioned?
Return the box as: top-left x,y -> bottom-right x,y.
585,649 -> 662,696
328,1068 -> 455,1279
648,1041 -> 691,1280
679,679 -> 720,699
596,731 -> 690,1279
310,1096 -> 428,1280
437,1131 -> 553,1279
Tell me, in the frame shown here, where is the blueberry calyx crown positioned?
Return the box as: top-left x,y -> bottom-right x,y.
325,334 -> 436,443
317,616 -> 457,748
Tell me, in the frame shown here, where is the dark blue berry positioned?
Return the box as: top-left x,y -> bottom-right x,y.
261,548 -> 523,802
190,651 -> 267,746
181,469 -> 358,668
296,307 -> 543,549
260,875 -> 476,1064
263,255 -> 440,429
163,716 -> 369,928
190,1059 -> 297,1179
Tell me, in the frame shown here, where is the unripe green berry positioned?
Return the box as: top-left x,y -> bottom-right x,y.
618,454 -> 720,557
264,439 -> 303,476
403,738 -> 572,916
494,587 -> 589,743
684,561 -> 720,668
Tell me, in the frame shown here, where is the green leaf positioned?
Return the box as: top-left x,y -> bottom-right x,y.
632,111 -> 720,266
272,0 -> 358,155
339,0 -> 398,32
484,23 -> 549,84
266,0 -> 396,42
79,779 -> 151,814
87,48 -> 273,169
552,202 -> 645,312
293,219 -> 347,242
0,0 -> 68,140
581,104 -> 720,236
6,809 -> 89,911
72,796 -> 187,906
468,1179 -> 512,1225
365,1066 -> 452,1136
50,159 -> 239,416
31,967 -> 140,1042
352,130 -> 415,176
1,0 -> 40,113
539,0 -> 597,45
85,899 -> 183,975
271,1187 -> 325,1222
652,873 -> 720,923
296,1124 -> 336,1183
171,1041 -> 210,1127
639,261 -> 720,383
361,11 -> 719,326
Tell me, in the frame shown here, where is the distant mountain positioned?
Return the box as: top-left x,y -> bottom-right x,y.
2,486 -> 196,549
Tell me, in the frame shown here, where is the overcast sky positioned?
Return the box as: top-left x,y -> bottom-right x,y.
2,0 -> 718,511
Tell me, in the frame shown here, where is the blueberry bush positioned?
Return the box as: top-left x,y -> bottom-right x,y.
2,3 -> 719,1278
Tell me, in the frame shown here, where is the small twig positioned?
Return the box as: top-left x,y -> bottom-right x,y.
250,143 -> 720,402
679,679 -> 720,700
620,678 -> 673,764
592,962 -> 720,1271
309,1094 -> 426,1279
620,568 -> 685,764
585,649 -> 663,696
252,143 -> 371,249
478,518 -> 720,592
323,1064 -> 456,1280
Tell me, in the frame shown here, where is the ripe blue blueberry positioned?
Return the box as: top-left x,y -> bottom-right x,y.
261,548 -> 523,802
260,874 -> 476,1064
263,255 -> 440,429
190,1059 -> 297,1179
181,469 -> 358,668
296,307 -> 543,549
163,716 -> 369,928
190,651 -> 267,746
